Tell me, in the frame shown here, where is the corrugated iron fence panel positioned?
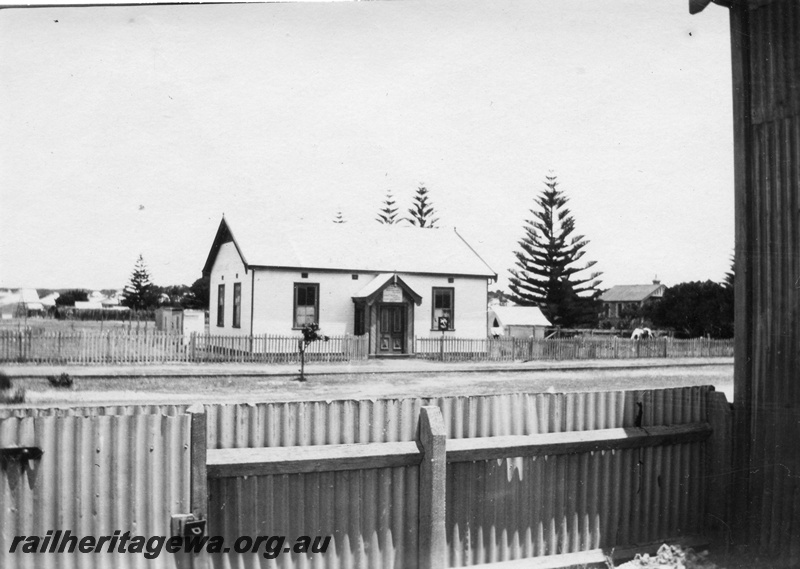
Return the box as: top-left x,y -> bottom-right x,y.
198,388 -> 709,568
0,386 -> 710,445
0,413 -> 191,569
198,387 -> 709,449
740,0 -> 800,561
207,466 -> 420,569
444,386 -> 708,566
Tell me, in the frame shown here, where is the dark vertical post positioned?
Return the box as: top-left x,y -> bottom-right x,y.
418,405 -> 446,569
188,404 -> 208,521
182,404 -> 208,569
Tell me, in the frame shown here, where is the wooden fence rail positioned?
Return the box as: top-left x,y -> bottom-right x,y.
0,330 -> 732,365
202,405 -> 720,569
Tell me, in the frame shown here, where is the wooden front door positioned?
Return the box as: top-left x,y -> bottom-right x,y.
378,304 -> 405,354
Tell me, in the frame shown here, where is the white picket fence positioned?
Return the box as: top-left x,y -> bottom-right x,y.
0,330 -> 732,365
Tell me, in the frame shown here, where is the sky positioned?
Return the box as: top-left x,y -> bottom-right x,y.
0,0 -> 734,291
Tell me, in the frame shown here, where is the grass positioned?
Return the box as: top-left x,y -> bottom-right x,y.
0,317 -> 154,333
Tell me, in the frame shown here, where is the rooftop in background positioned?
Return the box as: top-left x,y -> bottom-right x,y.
203,217 -> 497,279
599,283 -> 666,303
490,305 -> 551,327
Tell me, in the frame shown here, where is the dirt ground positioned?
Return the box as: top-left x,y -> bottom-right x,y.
4,361 -> 733,408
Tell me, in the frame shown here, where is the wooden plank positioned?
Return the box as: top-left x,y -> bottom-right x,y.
188,404 -> 208,519
446,423 -> 712,463
417,405 -> 447,569
479,547 -> 608,568
207,440 -> 421,478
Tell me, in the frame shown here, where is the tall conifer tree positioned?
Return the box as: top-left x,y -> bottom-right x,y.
376,191 -> 399,224
508,175 -> 602,327
122,254 -> 159,310
406,185 -> 439,228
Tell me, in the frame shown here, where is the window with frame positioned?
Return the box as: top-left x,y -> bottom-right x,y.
217,284 -> 225,327
232,283 -> 242,328
432,287 -> 454,330
294,283 -> 319,328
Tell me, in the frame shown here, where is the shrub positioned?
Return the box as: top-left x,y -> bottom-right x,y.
616,544 -> 722,569
0,372 -> 25,404
0,387 -> 26,404
47,372 -> 73,388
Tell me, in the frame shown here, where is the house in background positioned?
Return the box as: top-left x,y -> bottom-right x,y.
488,305 -> 551,339
599,280 -> 666,326
0,289 -> 44,319
202,217 -> 496,357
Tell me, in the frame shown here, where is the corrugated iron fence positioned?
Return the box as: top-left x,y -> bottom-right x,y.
0,330 -> 731,365
0,412 -> 191,569
0,387 -> 734,568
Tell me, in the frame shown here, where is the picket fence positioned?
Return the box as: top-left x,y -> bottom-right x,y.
0,330 -> 732,365
414,336 -> 733,361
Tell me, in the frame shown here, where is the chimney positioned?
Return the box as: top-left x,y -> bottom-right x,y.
653,275 -> 661,285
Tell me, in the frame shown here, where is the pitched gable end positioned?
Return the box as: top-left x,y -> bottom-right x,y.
202,218 -> 247,277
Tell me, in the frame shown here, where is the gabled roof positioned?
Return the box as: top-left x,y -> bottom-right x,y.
490,306 -> 551,327
203,217 -> 497,278
599,284 -> 665,303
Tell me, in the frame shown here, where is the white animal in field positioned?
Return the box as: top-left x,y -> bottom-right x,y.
631,327 -> 653,340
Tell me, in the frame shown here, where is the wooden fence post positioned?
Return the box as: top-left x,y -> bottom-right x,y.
186,404 -> 208,569
188,404 -> 208,520
418,406 -> 446,569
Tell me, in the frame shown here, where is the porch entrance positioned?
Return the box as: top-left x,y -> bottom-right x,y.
378,304 -> 405,354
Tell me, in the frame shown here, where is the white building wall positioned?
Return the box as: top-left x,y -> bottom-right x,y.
249,269 -> 489,339
401,274 -> 488,339
209,242 -> 252,336
250,269 -> 370,336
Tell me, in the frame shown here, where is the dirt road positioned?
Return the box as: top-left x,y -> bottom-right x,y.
4,359 -> 733,408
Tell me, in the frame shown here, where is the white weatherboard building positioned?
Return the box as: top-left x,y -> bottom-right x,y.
202,217 -> 496,357
488,305 -> 551,339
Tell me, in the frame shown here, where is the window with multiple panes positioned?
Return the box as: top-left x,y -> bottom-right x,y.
217,284 -> 225,327
432,287 -> 454,330
294,283 -> 319,328
232,283 -> 242,328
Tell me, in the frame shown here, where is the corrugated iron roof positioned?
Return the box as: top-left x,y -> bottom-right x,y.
599,284 -> 665,302
211,217 -> 497,278
490,306 -> 551,327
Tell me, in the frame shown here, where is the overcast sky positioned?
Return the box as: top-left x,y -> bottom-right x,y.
0,0 -> 733,291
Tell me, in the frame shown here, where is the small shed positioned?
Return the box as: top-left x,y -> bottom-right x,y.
182,309 -> 206,337
488,306 -> 551,339
155,307 -> 184,334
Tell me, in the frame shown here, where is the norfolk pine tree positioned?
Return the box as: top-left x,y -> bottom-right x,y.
122,254 -> 159,310
405,185 -> 439,228
376,190 -> 399,224
508,175 -> 602,328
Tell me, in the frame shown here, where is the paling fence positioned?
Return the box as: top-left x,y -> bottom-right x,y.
0,330 -> 732,365
0,387 -> 734,569
415,336 -> 735,361
0,330 -> 369,365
